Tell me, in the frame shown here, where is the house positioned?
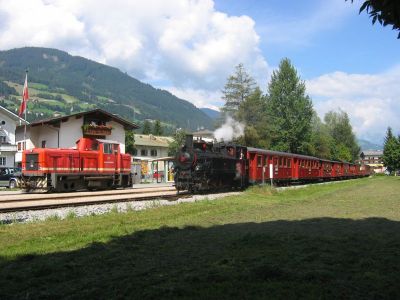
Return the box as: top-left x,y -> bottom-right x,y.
193,129 -> 214,142
133,134 -> 174,182
0,106 -> 28,167
15,108 -> 138,166
360,150 -> 385,173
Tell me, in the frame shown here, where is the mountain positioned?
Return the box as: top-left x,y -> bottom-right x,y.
0,47 -> 213,131
200,108 -> 220,120
358,138 -> 383,151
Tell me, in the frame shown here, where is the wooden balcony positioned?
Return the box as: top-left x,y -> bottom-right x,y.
82,124 -> 112,136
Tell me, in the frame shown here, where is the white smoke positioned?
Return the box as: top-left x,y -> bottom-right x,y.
214,117 -> 245,142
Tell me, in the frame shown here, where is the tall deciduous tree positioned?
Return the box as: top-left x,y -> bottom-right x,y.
266,58 -> 314,154
221,63 -> 256,116
236,87 -> 270,148
153,120 -> 163,136
309,113 -> 333,159
383,127 -> 400,173
324,110 -> 360,162
142,120 -> 152,135
168,129 -> 187,156
125,130 -> 135,155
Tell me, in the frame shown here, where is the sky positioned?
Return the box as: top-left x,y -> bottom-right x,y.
0,0 -> 399,144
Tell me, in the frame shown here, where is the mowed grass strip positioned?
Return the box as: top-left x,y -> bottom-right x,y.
1,176 -> 400,299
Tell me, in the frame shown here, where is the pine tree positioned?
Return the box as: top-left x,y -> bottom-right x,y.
266,58 -> 314,154
383,127 -> 400,173
221,63 -> 256,116
142,120 -> 152,134
153,120 -> 163,136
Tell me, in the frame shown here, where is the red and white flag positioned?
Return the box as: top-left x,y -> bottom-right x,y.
19,73 -> 29,117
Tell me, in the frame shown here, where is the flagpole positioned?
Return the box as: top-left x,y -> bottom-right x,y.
23,70 -> 28,151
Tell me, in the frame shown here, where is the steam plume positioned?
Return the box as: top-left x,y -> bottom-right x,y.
214,116 -> 244,142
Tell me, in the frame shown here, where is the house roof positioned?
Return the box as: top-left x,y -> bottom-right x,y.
361,150 -> 383,156
134,134 -> 174,148
26,108 -> 138,130
0,105 -> 29,125
193,129 -> 214,136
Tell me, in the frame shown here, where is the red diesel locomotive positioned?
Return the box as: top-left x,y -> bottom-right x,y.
20,137 -> 132,192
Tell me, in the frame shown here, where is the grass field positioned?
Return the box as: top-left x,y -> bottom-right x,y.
1,176 -> 400,299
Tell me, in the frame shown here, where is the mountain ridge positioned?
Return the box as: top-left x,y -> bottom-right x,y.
0,47 -> 213,131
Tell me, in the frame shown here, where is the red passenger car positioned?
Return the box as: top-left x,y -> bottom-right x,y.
21,138 -> 132,192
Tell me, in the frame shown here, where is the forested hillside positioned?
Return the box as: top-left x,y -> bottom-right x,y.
0,47 -> 212,130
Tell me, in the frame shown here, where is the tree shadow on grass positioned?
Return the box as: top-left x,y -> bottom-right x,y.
1,217 -> 400,299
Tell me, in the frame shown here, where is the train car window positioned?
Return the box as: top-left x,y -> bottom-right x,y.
283,158 -> 287,167
104,143 -> 113,154
257,155 -> 262,167
288,159 -> 291,167
279,157 -> 282,167
274,158 -> 278,167
265,156 -> 269,166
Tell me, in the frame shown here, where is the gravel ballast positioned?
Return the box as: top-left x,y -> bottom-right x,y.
0,192 -> 241,224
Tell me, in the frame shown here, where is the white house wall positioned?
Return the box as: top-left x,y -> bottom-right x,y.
59,118 -> 83,148
108,121 -> 125,153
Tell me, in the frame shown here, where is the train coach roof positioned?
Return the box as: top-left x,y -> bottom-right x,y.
247,147 -> 351,165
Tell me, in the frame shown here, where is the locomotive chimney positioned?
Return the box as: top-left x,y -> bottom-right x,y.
185,134 -> 193,150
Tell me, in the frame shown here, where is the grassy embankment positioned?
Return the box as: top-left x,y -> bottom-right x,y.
1,176 -> 400,299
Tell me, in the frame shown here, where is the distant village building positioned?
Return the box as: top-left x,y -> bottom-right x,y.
193,129 -> 214,142
0,106 -> 28,167
133,134 -> 174,182
15,108 -> 138,166
360,150 -> 385,173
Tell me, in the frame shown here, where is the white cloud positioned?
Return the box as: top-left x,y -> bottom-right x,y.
0,0 -> 268,95
307,66 -> 400,144
164,87 -> 222,110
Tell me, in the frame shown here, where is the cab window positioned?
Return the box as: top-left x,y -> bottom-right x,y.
103,143 -> 113,154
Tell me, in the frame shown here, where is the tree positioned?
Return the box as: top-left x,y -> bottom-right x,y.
153,120 -> 163,136
349,0 -> 400,38
309,113 -> 333,159
266,58 -> 314,154
236,87 -> 270,148
168,129 -> 188,156
324,110 -> 360,162
142,120 -> 152,134
221,63 -> 256,116
125,130 -> 136,155
383,127 -> 400,173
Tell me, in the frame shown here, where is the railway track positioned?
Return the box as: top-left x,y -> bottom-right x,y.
0,186 -> 184,213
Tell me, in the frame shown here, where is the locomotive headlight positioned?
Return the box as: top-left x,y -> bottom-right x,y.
195,164 -> 201,171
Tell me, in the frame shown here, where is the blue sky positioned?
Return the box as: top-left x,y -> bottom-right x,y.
0,0 -> 399,144
216,0 -> 400,78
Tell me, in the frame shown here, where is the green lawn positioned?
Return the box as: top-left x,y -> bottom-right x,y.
1,177 -> 400,299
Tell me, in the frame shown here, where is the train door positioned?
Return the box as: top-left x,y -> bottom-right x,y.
293,158 -> 299,180
102,143 -> 117,173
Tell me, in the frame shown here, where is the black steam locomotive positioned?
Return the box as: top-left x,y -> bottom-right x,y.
173,135 -> 248,193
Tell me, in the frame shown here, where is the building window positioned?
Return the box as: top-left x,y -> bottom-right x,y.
141,149 -> 148,156
41,140 -> 46,148
133,149 -> 138,156
0,157 -> 6,166
17,141 -> 26,151
0,136 -> 6,144
150,149 -> 158,156
257,155 -> 262,167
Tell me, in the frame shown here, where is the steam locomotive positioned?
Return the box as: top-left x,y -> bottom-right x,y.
173,135 -> 371,192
